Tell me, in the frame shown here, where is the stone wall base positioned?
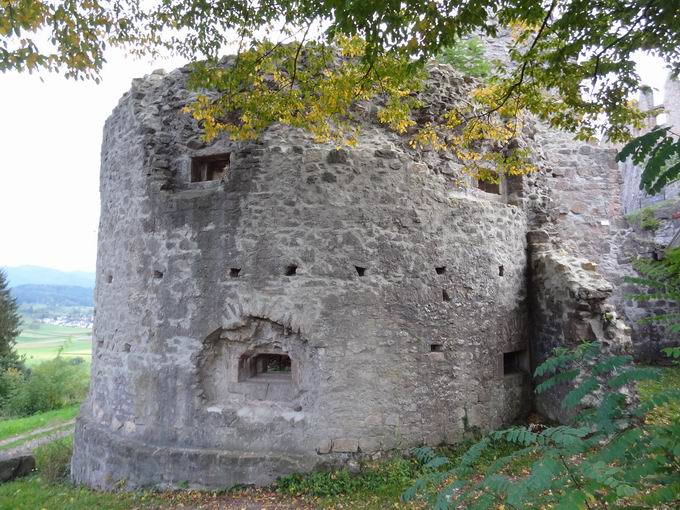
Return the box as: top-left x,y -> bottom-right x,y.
70,417 -> 318,490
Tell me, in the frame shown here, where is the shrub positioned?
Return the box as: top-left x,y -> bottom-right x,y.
35,436 -> 73,483
0,366 -> 24,409
436,37 -> 490,78
404,342 -> 680,509
639,207 -> 660,231
2,357 -> 89,417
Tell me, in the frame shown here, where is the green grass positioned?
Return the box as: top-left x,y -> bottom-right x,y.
637,364 -> 680,425
0,404 -> 80,442
0,477 -> 162,510
15,322 -> 92,365
277,456 -> 423,508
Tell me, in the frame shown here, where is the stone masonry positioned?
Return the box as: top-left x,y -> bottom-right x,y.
73,63 -> 635,489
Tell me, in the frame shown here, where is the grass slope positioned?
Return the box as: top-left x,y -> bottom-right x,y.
0,405 -> 79,442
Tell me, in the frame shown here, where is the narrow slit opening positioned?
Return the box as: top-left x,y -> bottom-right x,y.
442,289 -> 451,302
498,265 -> 505,276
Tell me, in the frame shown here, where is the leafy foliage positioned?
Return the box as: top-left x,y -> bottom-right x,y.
1,356 -> 89,417
6,2 -> 680,186
617,127 -> 680,196
436,37 -> 490,78
404,342 -> 680,509
185,36 -> 425,146
639,207 -> 661,231
34,435 -> 73,483
625,247 -> 680,335
0,0 -> 135,80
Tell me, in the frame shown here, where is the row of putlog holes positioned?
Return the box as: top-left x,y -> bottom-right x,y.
108,265 -> 505,304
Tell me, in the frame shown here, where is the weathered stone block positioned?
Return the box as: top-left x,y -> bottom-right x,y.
0,455 -> 35,483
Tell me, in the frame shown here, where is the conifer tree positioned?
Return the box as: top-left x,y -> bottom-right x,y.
0,269 -> 23,371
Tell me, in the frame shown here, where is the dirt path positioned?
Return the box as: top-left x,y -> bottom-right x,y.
0,422 -> 74,460
0,419 -> 75,449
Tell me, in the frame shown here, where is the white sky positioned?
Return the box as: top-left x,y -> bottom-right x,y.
0,51 -> 670,272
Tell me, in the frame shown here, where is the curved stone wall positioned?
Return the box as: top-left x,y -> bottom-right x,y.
72,69 -> 532,489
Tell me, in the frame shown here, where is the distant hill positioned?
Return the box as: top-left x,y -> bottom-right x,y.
2,265 -> 95,288
11,284 -> 94,307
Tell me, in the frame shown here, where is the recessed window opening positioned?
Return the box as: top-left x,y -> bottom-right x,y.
230,268 -> 241,278
442,289 -> 451,302
499,265 -> 505,276
242,353 -> 292,382
477,178 -> 501,195
285,264 -> 298,276
503,350 -> 527,375
435,266 -> 446,275
106,274 -> 113,284
430,344 -> 443,352
191,153 -> 230,182
153,270 -> 164,279
355,266 -> 366,277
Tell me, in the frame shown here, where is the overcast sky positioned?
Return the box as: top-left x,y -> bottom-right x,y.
0,51 -> 670,272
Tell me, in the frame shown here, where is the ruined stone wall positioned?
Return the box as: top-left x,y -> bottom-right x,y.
527,234 -> 632,421
620,82 -> 680,213
72,67 -> 533,489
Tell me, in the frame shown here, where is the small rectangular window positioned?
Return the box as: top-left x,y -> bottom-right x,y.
191,153 -> 230,182
503,350 -> 528,375
478,179 -> 500,194
240,352 -> 292,383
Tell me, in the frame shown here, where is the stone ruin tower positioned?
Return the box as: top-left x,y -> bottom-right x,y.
72,64 -> 633,489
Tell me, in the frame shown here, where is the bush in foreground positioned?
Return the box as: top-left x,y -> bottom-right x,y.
405,343 -> 680,509
34,436 -> 73,483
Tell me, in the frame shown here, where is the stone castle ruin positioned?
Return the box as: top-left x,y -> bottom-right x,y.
71,61 -> 673,489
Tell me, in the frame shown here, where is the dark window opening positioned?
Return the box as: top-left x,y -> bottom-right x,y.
191,153 -> 230,182
430,344 -> 443,352
153,270 -> 164,279
442,289 -> 451,302
503,350 -> 527,375
230,268 -> 241,278
241,352 -> 292,382
285,264 -> 298,276
499,265 -> 505,276
123,343 -> 131,353
106,274 -> 113,284
477,178 -> 500,195
435,266 -> 446,275
355,266 -> 366,277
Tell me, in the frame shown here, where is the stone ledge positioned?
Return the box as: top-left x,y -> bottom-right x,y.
71,418 -> 317,490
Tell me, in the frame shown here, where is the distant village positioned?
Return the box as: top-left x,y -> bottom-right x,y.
38,316 -> 93,329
